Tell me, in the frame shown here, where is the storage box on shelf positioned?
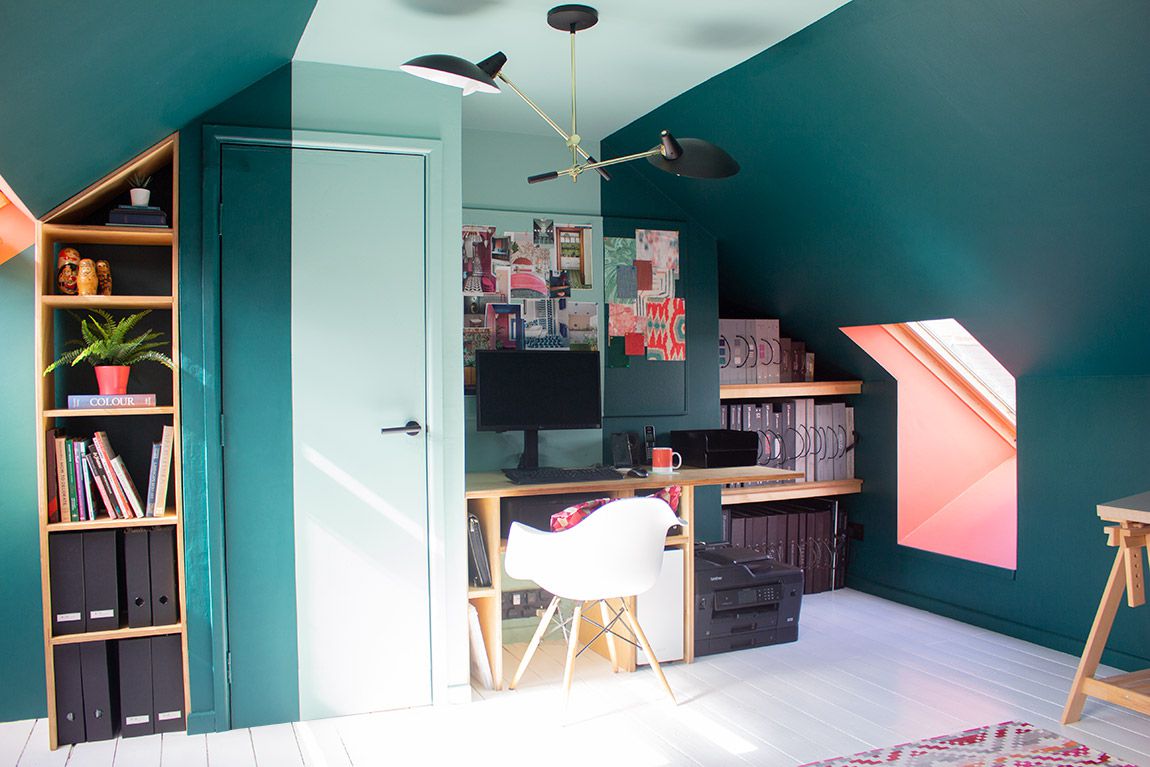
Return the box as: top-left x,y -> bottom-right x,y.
719,379 -> 864,505
34,134 -> 189,749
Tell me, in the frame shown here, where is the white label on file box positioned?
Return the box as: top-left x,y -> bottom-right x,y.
158,710 -> 183,721
56,612 -> 82,623
125,715 -> 150,725
90,609 -> 114,619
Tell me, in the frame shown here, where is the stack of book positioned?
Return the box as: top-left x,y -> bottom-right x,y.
719,318 -> 816,384
44,426 -> 174,522
107,205 -> 168,227
722,399 -> 855,483
723,497 -> 848,594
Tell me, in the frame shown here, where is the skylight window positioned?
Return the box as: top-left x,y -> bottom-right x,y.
905,319 -> 1015,423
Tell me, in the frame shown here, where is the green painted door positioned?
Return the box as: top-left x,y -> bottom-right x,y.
220,143 -> 299,729
220,142 -> 432,727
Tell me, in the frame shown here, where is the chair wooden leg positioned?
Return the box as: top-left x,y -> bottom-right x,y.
563,601 -> 585,706
622,601 -> 677,705
599,600 -> 620,673
510,596 -> 561,690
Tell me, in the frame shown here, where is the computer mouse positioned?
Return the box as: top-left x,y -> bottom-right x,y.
627,468 -> 649,478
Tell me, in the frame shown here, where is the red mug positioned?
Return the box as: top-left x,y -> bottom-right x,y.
651,447 -> 682,474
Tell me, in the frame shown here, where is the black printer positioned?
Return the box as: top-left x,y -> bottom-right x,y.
695,545 -> 803,657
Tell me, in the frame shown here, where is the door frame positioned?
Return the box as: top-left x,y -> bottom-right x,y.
200,126 -> 455,730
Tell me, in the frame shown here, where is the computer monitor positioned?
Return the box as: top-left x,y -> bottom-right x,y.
475,350 -> 601,469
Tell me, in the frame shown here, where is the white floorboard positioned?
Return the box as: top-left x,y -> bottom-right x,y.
8,589 -> 1149,766
0,720 -> 34,766
110,734 -> 161,767
249,724 -> 302,767
204,729 -> 253,767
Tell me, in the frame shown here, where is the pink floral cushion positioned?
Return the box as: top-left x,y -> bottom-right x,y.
549,486 -> 682,532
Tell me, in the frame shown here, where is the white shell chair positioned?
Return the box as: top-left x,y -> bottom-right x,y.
504,496 -> 684,704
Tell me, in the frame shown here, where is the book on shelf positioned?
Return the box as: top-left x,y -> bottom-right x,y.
55,435 -> 71,522
67,393 -> 157,410
151,426 -> 175,517
145,443 -> 162,516
79,443 -> 96,521
84,453 -> 116,519
92,432 -> 133,519
108,206 -> 168,227
111,456 -> 145,518
64,439 -> 79,522
45,428 -> 62,523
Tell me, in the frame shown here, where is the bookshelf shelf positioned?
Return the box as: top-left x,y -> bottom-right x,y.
42,295 -> 174,310
665,534 -> 691,547
47,510 -> 178,532
50,623 -> 184,647
468,587 -> 498,599
44,406 -> 175,418
41,224 -> 173,246
722,479 -> 864,505
720,381 -> 863,400
34,133 -> 189,750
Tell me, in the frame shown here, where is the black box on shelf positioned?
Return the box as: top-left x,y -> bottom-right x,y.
670,429 -> 757,469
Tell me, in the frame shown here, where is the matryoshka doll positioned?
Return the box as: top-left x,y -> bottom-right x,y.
95,260 -> 113,296
77,259 -> 98,296
56,248 -> 81,295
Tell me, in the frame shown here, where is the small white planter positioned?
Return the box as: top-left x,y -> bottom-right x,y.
130,188 -> 151,206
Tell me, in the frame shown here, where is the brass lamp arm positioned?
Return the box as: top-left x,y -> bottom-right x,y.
496,71 -> 611,181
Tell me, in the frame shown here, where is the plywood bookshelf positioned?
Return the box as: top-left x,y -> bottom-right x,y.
34,133 -> 188,750
720,380 -> 863,400
720,380 -> 863,504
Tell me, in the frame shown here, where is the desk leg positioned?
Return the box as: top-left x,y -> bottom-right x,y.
680,485 -> 696,664
1062,545 -> 1128,724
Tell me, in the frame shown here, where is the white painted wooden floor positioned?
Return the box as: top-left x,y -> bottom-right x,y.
3,589 -> 1147,766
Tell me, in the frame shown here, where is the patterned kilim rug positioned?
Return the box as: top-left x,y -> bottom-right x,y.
799,721 -> 1137,767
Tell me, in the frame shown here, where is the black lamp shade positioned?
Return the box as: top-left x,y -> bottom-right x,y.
400,54 -> 500,95
648,138 -> 740,178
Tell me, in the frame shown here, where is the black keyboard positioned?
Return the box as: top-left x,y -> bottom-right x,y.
503,466 -> 626,485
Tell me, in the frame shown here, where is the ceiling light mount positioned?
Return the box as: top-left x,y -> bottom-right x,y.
402,5 -> 739,184
546,4 -> 599,32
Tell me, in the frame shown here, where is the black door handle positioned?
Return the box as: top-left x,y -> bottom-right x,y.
381,420 -> 423,437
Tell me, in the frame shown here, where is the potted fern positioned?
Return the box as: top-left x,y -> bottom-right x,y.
128,172 -> 151,207
44,309 -> 174,395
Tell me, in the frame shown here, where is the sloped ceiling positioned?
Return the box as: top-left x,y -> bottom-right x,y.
0,1 -> 316,217
294,0 -> 851,140
603,0 -> 1150,377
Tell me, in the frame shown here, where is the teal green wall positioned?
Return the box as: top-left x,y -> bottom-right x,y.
179,66 -> 295,734
603,0 -> 1150,667
0,249 -> 45,721
0,0 -> 314,217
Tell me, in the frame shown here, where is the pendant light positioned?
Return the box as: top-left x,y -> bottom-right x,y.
402,4 -> 740,184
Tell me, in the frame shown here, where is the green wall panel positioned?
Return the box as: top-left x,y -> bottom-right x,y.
603,0 -> 1150,666
0,249 -> 46,721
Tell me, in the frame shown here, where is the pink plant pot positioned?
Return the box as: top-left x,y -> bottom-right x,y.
94,365 -> 130,396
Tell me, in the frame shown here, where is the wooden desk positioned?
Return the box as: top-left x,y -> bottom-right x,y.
465,465 -> 803,689
1062,492 -> 1150,723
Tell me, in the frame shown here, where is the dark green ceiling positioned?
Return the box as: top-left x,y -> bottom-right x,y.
603,0 -> 1150,378
0,0 -> 316,217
